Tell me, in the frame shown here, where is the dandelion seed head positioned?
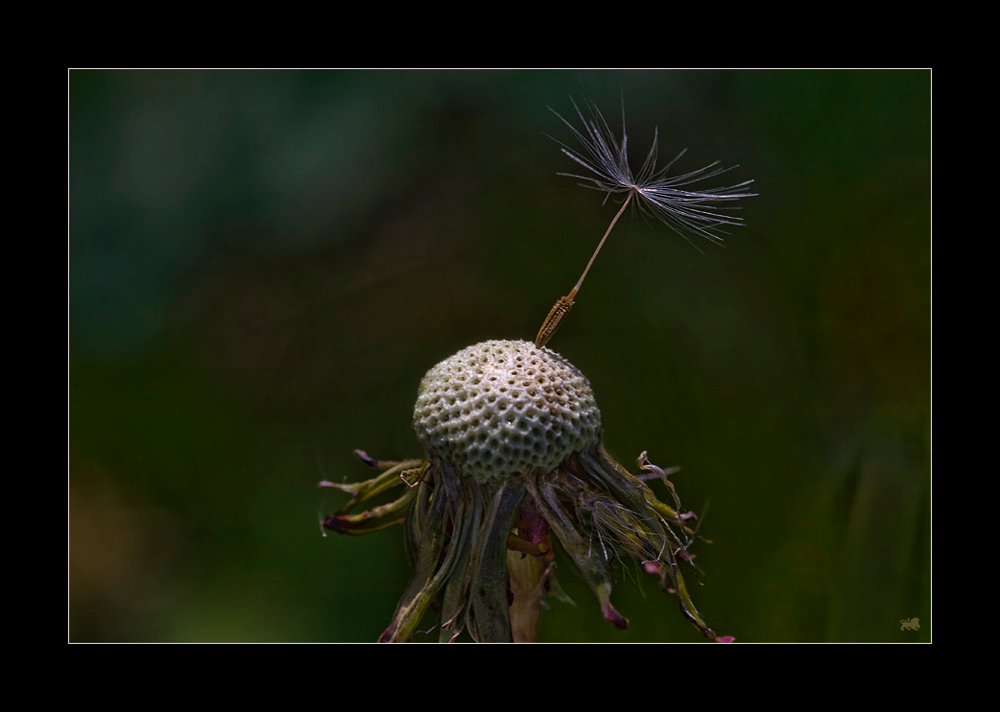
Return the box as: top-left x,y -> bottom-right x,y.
412,340 -> 601,484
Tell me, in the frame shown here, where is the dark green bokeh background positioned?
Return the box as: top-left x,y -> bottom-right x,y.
70,70 -> 930,642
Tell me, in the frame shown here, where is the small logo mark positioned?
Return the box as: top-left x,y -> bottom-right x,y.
900,617 -> 920,631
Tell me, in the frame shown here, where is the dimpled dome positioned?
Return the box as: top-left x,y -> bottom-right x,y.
413,340 -> 602,483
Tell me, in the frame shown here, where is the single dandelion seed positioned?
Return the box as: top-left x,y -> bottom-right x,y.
535,96 -> 756,348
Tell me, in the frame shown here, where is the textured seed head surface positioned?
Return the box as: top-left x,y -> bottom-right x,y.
413,340 -> 602,483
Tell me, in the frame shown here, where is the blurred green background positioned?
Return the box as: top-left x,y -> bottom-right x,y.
69,70 -> 930,642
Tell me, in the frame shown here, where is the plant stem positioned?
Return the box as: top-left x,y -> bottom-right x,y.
507,550 -> 547,642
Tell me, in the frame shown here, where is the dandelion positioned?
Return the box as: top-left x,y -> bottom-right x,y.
323,341 -> 727,642
536,96 -> 756,348
321,97 -> 749,643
